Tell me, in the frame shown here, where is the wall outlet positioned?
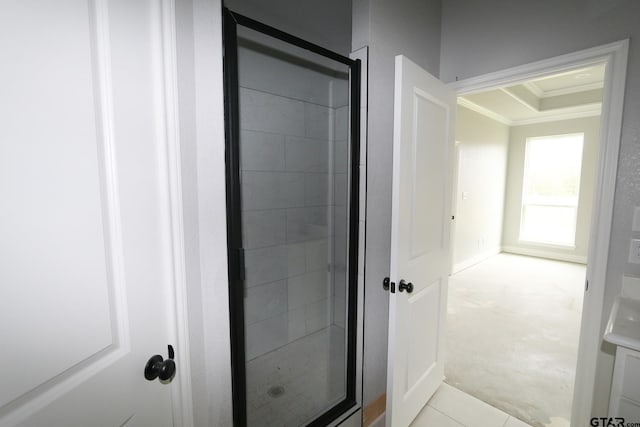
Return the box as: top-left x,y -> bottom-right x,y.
629,239 -> 640,264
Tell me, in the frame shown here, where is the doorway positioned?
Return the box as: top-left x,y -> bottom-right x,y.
445,41 -> 628,427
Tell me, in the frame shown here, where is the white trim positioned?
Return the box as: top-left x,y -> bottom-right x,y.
449,39 -> 629,427
156,1 -> 194,425
502,246 -> 587,264
499,87 -> 539,112
449,40 -> 626,96
458,94 -> 601,127
523,81 -> 544,97
511,105 -> 601,126
542,81 -> 604,98
457,97 -> 512,125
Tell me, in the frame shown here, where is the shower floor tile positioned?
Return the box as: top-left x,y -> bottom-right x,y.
246,325 -> 347,426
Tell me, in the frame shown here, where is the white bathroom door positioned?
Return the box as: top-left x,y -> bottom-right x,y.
1,1 -> 179,426
385,55 -> 456,426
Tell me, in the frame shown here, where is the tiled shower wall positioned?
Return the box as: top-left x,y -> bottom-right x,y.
239,42 -> 350,361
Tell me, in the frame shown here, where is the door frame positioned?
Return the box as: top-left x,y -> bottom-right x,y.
156,0 -> 195,425
448,39 -> 629,426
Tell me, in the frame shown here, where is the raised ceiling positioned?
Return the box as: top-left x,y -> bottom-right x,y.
458,64 -> 605,126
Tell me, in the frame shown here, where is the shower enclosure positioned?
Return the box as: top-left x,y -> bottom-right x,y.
223,9 -> 361,427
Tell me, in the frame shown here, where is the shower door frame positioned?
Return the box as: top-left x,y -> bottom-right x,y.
222,7 -> 361,427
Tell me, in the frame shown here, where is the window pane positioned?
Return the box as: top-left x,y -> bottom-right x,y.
519,134 -> 584,246
523,134 -> 584,199
521,205 -> 577,246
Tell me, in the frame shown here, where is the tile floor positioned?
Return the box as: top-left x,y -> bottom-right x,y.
245,326 -> 346,426
410,383 -> 531,427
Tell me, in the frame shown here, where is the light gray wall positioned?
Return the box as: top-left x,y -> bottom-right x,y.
441,0 -> 640,416
452,106 -> 509,272
225,0 -> 352,56
352,0 -> 442,408
502,117 -> 601,263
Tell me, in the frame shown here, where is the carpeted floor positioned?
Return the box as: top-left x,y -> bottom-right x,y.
445,253 -> 586,427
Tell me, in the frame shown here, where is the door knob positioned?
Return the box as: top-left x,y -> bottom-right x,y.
399,279 -> 413,293
144,345 -> 176,382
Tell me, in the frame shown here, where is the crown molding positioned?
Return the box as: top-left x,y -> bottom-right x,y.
540,81 -> 604,98
457,97 -> 512,125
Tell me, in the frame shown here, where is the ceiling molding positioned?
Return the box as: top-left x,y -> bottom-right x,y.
523,81 -> 544,97
499,87 -> 539,112
510,104 -> 602,126
458,97 -> 602,127
540,81 -> 604,98
457,97 -> 512,125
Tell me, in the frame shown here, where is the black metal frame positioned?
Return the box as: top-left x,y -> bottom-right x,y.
223,7 -> 361,427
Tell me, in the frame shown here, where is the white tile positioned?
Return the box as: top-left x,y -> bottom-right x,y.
305,239 -> 328,272
245,313 -> 288,360
333,205 -> 347,239
240,130 -> 285,172
330,78 -> 349,109
243,210 -> 286,249
304,173 -> 329,206
285,136 -> 329,173
237,48 -> 332,107
240,87 -> 305,136
287,307 -> 306,342
334,105 -> 349,141
504,416 -> 532,427
287,243 -> 306,277
411,406 -> 464,427
245,280 -> 287,325
304,103 -> 330,139
305,299 -> 331,333
427,384 -> 509,427
244,245 -> 288,287
333,139 -> 348,174
334,270 -> 346,300
288,270 -> 329,310
333,297 -> 346,328
242,172 -> 305,210
333,173 -> 348,206
286,207 -> 329,243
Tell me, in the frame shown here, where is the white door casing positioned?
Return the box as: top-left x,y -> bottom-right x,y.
0,1 -> 183,425
386,55 -> 456,426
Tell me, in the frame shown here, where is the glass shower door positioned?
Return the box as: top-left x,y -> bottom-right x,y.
223,9 -> 360,427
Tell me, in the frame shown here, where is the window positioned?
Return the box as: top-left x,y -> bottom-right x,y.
519,133 -> 584,246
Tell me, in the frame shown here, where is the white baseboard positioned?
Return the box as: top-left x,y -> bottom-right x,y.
451,246 -> 501,274
502,246 -> 587,264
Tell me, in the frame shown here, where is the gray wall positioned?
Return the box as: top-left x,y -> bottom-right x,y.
441,0 -> 640,416
225,0 -> 352,56
502,117 -> 601,263
452,106 -> 509,272
352,0 -> 442,408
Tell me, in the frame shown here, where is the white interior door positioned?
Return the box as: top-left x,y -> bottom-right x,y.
1,1 -> 178,426
386,55 -> 456,426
